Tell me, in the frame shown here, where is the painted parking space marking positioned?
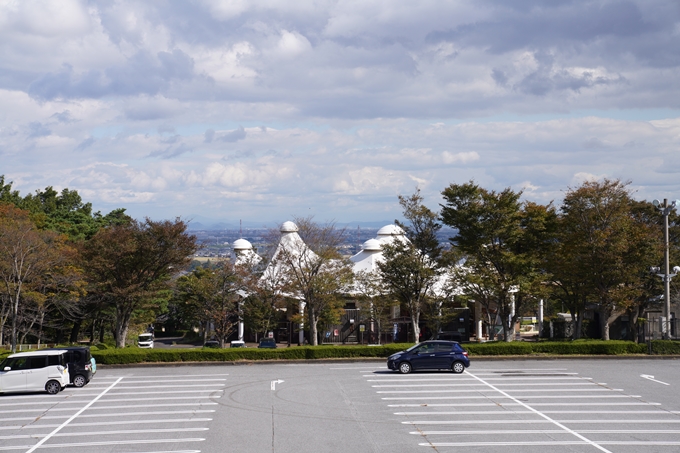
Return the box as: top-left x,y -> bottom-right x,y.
366,365 -> 680,451
0,371 -> 230,453
0,438 -> 206,451
0,427 -> 209,440
24,377 -> 123,453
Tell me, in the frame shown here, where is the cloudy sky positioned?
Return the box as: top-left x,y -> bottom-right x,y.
2,0 -> 679,227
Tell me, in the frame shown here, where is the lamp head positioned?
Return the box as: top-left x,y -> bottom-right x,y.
650,266 -> 660,273
674,266 -> 680,273
653,199 -> 661,208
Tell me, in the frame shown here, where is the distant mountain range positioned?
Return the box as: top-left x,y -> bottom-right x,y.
183,215 -> 402,231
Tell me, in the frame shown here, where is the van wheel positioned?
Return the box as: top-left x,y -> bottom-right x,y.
73,375 -> 87,387
399,362 -> 412,374
45,380 -> 61,395
452,361 -> 465,374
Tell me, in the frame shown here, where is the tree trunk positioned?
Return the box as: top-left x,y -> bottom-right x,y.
600,308 -> 610,340
70,320 -> 81,343
308,307 -> 318,346
410,304 -> 421,344
37,311 -> 45,348
115,307 -> 132,348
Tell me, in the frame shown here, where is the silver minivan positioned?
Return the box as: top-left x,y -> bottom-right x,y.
0,350 -> 70,395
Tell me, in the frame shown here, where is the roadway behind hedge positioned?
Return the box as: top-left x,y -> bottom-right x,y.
89,340 -> 680,365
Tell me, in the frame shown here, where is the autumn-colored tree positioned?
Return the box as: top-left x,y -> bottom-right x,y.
82,218 -> 198,347
0,204 -> 80,352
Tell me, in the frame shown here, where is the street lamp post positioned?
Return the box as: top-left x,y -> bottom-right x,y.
652,198 -> 679,339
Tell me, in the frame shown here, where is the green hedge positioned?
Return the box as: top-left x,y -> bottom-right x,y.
92,344 -> 412,365
89,340 -> 680,365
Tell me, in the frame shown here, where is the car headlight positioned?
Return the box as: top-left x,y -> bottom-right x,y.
389,354 -> 402,360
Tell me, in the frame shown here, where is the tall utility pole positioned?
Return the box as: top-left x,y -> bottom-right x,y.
653,198 -> 678,340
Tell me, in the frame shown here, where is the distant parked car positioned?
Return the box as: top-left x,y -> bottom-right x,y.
137,333 -> 154,348
42,347 -> 96,387
258,338 -> 277,349
230,340 -> 246,348
0,350 -> 70,394
204,340 -> 220,348
387,340 -> 470,374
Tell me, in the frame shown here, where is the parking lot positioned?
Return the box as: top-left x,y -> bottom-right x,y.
2,359 -> 680,452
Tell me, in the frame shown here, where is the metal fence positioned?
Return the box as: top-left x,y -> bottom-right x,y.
642,317 -> 679,341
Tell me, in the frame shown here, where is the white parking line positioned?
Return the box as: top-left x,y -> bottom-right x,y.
377,388 -> 623,393
0,419 -> 213,431
372,382 -> 597,388
396,410 -> 675,415
108,379 -> 227,384
404,419 -> 680,424
450,371 -> 614,453
113,374 -> 229,378
367,376 -> 583,381
7,403 -> 218,413
24,376 -> 123,453
112,384 -> 225,389
0,427 -> 209,440
382,394 -> 641,400
0,438 -> 206,451
36,410 -> 215,420
414,430 -> 680,435
421,441 -> 680,447
389,402 -> 660,407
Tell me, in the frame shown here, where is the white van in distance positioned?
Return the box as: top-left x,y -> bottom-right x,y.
0,350 -> 70,394
138,333 -> 154,348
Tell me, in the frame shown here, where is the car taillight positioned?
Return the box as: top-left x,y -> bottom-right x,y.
85,364 -> 91,371
463,351 -> 469,357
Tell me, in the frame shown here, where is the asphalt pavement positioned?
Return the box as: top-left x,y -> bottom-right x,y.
2,359 -> 680,452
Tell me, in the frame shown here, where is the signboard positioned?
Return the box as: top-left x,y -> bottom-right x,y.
359,324 -> 365,332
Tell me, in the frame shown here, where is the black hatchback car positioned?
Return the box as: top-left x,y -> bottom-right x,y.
258,338 -> 277,349
387,340 -> 470,374
43,347 -> 96,387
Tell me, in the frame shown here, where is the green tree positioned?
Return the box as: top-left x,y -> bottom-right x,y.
441,181 -> 557,341
176,262 -> 245,347
273,218 -> 354,346
82,218 -> 198,347
377,190 -> 445,343
555,179 -> 660,340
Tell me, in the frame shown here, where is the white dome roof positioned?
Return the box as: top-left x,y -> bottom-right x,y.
232,238 -> 253,251
377,224 -> 404,236
281,221 -> 299,233
362,239 -> 382,251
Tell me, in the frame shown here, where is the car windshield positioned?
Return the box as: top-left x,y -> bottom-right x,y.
0,358 -> 9,369
138,335 -> 152,342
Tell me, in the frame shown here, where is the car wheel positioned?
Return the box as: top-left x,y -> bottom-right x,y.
73,374 -> 87,387
398,362 -> 412,374
451,361 -> 465,374
45,380 -> 61,395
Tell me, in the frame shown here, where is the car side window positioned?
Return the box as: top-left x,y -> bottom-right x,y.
6,357 -> 29,370
452,344 -> 464,353
73,351 -> 81,362
435,343 -> 452,353
27,356 -> 47,369
48,355 -> 62,366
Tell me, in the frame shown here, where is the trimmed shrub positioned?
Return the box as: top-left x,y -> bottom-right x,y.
651,340 -> 680,355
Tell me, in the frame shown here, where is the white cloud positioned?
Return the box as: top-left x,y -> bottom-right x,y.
1,1 -> 679,222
